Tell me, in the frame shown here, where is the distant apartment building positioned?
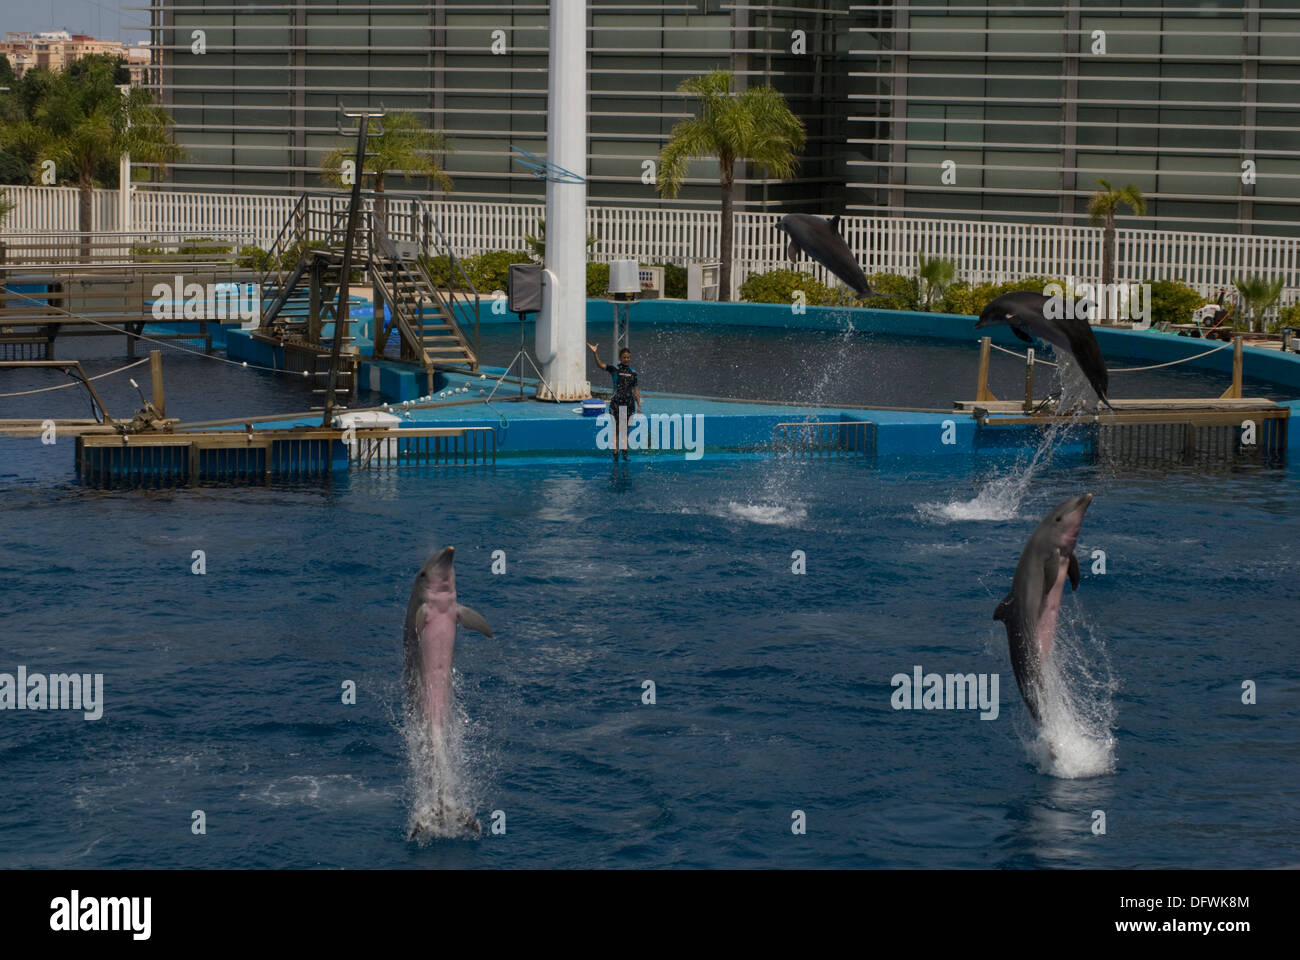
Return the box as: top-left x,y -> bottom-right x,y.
1,30 -> 153,85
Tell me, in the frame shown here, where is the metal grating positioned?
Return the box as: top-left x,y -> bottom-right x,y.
1088,418 -> 1288,465
773,420 -> 877,458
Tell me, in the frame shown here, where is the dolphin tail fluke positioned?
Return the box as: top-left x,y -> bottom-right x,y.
457,605 -> 493,637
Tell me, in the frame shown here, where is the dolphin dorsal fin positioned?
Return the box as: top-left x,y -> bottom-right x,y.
457,605 -> 494,638
993,594 -> 1014,622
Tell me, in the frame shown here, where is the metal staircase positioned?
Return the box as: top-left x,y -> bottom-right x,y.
257,193 -> 481,399
255,195 -> 360,404
369,213 -> 478,390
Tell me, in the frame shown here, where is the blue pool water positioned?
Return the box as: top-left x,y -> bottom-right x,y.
1,445 -> 1296,869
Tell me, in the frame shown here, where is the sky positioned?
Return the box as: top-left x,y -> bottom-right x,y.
3,0 -> 147,43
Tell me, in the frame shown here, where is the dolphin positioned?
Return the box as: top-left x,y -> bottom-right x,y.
993,494 -> 1093,723
776,213 -> 882,298
975,291 -> 1113,409
403,545 -> 492,839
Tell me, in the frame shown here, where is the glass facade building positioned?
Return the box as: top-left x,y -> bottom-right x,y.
848,1 -> 1300,234
145,1 -> 848,210
143,2 -> 1300,233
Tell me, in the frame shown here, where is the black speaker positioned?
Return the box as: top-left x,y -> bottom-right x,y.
507,263 -> 544,314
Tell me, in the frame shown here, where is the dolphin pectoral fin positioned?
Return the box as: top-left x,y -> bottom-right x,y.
786,240 -> 801,262
1068,552 -> 1080,589
994,594 -> 1014,622
457,605 -> 494,638
830,214 -> 842,234
1011,326 -> 1034,343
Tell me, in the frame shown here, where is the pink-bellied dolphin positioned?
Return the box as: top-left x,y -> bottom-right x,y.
777,213 -> 882,298
994,494 -> 1093,722
975,291 -> 1113,409
403,545 -> 492,839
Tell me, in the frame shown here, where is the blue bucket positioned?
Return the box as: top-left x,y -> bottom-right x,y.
582,399 -> 606,417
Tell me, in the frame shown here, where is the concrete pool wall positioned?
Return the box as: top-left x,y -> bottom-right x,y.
219,299 -> 1300,457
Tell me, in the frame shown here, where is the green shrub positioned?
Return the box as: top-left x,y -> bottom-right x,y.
587,262 -> 610,297
865,272 -> 920,311
938,277 -> 1066,316
237,245 -> 272,271
1274,301 -> 1300,334
464,250 -> 532,292
739,268 -> 835,306
177,236 -> 235,258
1146,279 -> 1207,329
656,262 -> 687,299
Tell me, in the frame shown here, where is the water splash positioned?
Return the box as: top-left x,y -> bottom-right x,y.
720,501 -> 808,526
404,678 -> 482,842
917,416 -> 1073,523
1024,609 -> 1118,779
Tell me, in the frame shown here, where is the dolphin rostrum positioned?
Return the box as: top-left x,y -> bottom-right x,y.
975,291 -> 1113,409
993,494 -> 1093,723
403,545 -> 492,839
776,213 -> 882,298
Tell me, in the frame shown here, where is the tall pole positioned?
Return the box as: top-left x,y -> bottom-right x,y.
117,84 -> 131,235
536,0 -> 589,402
323,110 -> 377,426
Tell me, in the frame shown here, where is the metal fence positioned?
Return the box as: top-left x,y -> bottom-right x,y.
7,185 -> 1300,302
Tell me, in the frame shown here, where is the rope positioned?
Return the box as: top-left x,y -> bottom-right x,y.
985,338 -> 1233,372
0,357 -> 149,397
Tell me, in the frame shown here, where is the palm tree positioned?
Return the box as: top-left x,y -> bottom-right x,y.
321,111 -> 454,234
524,217 -> 599,263
1233,275 -> 1284,333
916,252 -> 957,310
1088,178 -> 1147,294
656,71 -> 806,302
1,56 -> 184,257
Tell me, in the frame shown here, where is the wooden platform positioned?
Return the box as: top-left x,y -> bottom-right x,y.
74,424 -> 497,486
955,397 -> 1289,427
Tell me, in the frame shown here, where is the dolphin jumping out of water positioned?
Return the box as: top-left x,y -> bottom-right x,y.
975,291 -> 1113,409
403,545 -> 492,839
993,494 -> 1093,723
777,213 -> 883,298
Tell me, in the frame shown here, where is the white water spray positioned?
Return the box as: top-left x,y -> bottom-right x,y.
1023,608 -> 1117,779
404,676 -> 482,842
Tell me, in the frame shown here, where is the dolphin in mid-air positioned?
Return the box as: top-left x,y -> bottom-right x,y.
777,213 -> 882,298
993,494 -> 1093,723
975,291 -> 1113,409
403,545 -> 492,839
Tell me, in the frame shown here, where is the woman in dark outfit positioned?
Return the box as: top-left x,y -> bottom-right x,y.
587,342 -> 642,459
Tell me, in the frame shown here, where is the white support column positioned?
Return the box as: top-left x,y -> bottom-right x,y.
535,0 -> 590,401
117,85 -> 132,234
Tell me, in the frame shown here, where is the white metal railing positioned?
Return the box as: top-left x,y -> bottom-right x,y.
5,184 -> 1300,303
